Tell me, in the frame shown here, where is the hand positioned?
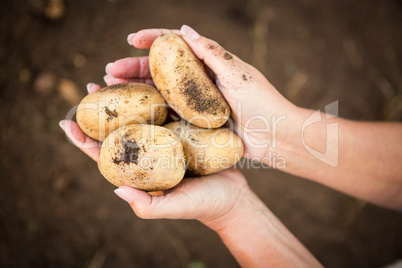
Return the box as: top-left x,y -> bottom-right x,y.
60,80 -> 321,267
114,168 -> 248,226
106,25 -> 302,162
60,82 -> 249,227
105,26 -> 402,210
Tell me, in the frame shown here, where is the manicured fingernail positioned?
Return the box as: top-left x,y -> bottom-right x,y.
59,120 -> 65,130
216,78 -> 223,91
104,74 -> 116,85
114,187 -> 135,203
127,33 -> 136,45
86,83 -> 95,93
105,63 -> 113,75
181,25 -> 200,40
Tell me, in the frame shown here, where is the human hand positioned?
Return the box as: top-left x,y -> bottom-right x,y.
114,168 -> 248,226
106,25 -> 301,163
59,82 -> 249,227
113,164 -> 322,268
60,86 -> 321,267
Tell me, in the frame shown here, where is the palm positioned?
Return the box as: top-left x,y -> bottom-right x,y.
129,169 -> 247,221
62,106 -> 246,222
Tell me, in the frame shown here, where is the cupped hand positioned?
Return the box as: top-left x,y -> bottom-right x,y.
107,25 -> 301,161
114,168 -> 248,227
60,125 -> 247,229
60,86 -> 248,227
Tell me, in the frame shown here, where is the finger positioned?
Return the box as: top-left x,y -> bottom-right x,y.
86,83 -> 102,94
105,57 -> 152,79
103,75 -> 154,86
157,105 -> 181,125
167,107 -> 180,122
112,77 -> 155,86
128,29 -> 182,49
114,182 -> 195,219
59,120 -> 101,162
103,74 -> 114,86
180,25 -> 242,79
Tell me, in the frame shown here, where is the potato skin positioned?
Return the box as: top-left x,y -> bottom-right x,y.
164,121 -> 244,176
77,83 -> 167,141
149,33 -> 230,128
98,124 -> 186,191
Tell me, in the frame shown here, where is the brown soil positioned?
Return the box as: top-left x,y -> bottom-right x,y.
0,0 -> 401,267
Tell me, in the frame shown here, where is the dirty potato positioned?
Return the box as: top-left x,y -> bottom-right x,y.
149,33 -> 230,128
98,124 -> 186,191
77,83 -> 167,141
164,121 -> 244,176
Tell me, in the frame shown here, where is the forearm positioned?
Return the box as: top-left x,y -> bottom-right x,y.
275,107 -> 402,209
202,187 -> 322,268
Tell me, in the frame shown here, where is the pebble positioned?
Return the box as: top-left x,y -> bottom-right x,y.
58,78 -> 82,106
34,72 -> 57,95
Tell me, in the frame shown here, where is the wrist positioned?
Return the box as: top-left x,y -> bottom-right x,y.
269,105 -> 346,178
257,104 -> 307,169
201,181 -> 323,268
200,184 -> 268,233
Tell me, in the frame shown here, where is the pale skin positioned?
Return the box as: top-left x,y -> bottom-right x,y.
60,25 -> 402,267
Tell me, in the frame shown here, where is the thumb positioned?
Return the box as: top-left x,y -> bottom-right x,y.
180,25 -> 239,78
114,186 -> 194,219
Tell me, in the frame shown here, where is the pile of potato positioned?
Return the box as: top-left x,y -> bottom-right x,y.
77,34 -> 244,193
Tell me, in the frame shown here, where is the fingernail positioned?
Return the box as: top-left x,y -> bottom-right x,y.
127,33 -> 136,45
115,187 -> 135,203
215,78 -> 223,91
103,75 -> 109,84
86,83 -> 95,93
181,25 -> 200,40
105,63 -> 113,75
59,120 -> 65,130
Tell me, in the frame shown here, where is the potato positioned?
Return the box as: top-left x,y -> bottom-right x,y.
149,33 -> 230,128
77,83 -> 167,141
98,124 -> 186,191
164,121 -> 244,176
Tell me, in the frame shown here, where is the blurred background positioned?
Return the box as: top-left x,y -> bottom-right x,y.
0,0 -> 401,267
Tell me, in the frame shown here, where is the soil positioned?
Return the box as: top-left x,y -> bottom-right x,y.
114,137 -> 140,165
0,0 -> 401,267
